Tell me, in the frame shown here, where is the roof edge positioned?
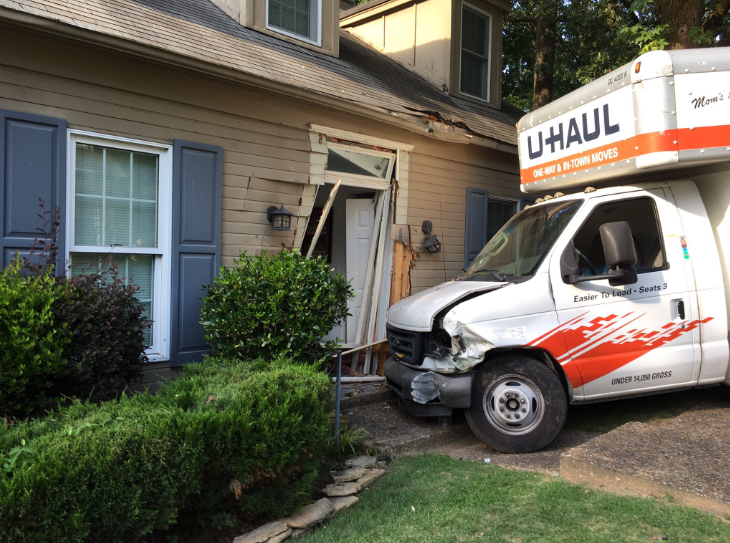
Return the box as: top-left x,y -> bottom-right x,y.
0,6 -> 516,153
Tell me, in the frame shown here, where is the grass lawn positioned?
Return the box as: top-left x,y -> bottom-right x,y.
301,455 -> 730,543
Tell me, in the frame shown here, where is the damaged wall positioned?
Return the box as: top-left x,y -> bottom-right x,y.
0,26 -> 518,294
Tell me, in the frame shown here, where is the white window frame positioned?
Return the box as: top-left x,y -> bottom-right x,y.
324,143 -> 396,190
266,0 -> 322,47
65,130 -> 173,361
459,2 -> 492,103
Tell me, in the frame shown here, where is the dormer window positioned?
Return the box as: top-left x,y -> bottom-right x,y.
267,0 -> 321,45
459,3 -> 491,101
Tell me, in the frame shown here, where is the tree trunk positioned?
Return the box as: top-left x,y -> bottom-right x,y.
658,0 -> 704,49
532,0 -> 558,110
703,0 -> 730,46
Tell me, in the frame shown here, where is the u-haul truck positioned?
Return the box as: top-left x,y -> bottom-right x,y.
383,48 -> 730,453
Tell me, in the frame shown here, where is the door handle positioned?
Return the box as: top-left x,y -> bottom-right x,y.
675,300 -> 685,320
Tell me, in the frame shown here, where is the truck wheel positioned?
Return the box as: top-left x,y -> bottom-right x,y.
465,354 -> 567,454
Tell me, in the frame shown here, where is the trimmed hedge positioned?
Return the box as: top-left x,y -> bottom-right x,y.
0,259 -> 70,416
0,358 -> 332,543
201,250 -> 353,365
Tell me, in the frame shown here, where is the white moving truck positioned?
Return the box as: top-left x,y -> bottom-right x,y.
384,47 -> 730,453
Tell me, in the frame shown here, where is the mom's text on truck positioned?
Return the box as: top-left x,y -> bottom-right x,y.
384,48 -> 730,453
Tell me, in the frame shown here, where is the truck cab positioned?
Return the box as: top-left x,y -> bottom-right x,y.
384,48 -> 730,453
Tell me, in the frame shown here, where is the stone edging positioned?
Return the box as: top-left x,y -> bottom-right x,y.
233,456 -> 387,542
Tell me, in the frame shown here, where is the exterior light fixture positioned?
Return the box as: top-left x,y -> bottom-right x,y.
267,204 -> 293,231
422,220 -> 441,254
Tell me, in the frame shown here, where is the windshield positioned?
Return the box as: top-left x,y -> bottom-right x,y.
464,199 -> 583,279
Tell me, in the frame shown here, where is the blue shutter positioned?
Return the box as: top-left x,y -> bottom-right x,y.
464,187 -> 488,268
0,110 -> 66,270
170,140 -> 223,366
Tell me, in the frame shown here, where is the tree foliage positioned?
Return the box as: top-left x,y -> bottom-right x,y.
503,0 -> 730,111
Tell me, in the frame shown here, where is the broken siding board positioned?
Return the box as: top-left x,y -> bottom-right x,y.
222,185 -> 249,200
364,188 -> 392,373
223,164 -> 310,184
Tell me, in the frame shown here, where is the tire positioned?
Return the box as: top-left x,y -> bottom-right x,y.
465,354 -> 567,454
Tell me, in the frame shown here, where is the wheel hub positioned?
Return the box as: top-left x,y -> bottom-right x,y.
483,376 -> 545,436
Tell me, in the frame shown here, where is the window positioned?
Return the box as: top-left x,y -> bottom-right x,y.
460,4 -> 491,101
267,0 -> 321,44
67,132 -> 171,359
325,143 -> 395,190
573,197 -> 666,275
486,199 -> 516,242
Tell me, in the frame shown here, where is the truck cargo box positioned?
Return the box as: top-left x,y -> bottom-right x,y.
518,48 -> 730,194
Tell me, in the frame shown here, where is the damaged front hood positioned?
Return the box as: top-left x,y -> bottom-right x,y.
387,280 -> 507,332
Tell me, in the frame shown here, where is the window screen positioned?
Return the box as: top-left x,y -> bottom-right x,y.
269,0 -> 313,39
75,144 -> 158,248
573,198 -> 666,275
73,142 -> 160,348
460,5 -> 490,99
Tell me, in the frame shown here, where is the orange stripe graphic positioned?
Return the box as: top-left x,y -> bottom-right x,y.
520,125 -> 730,185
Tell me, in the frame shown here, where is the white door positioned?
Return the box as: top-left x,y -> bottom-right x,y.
346,198 -> 375,343
548,189 -> 699,400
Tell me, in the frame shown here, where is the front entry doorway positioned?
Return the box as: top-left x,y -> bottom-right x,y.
303,183 -> 387,346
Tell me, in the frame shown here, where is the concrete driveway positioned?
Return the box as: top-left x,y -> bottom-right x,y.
343,382 -> 730,516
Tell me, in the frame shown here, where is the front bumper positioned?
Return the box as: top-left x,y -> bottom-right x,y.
384,357 -> 474,417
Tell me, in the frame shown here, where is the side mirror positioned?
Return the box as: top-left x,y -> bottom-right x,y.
600,221 -> 637,286
561,221 -> 638,286
600,222 -> 636,268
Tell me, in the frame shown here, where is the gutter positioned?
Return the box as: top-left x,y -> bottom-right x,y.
0,6 -> 517,154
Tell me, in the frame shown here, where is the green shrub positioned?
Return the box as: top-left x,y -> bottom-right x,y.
0,203 -> 148,416
201,250 -> 354,365
0,258 -> 70,416
53,262 -> 148,403
0,358 -> 332,543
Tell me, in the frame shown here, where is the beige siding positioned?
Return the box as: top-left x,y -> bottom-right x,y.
344,0 -> 453,89
0,25 -> 518,295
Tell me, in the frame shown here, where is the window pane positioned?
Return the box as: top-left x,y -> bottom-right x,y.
75,196 -> 103,246
105,148 -> 131,198
461,52 -> 485,97
76,145 -> 104,196
105,199 -> 131,247
269,0 -> 312,38
133,153 -> 158,201
327,147 -> 392,179
132,202 -> 157,247
461,6 -> 489,99
70,253 -> 155,347
74,143 -> 158,248
462,7 -> 488,55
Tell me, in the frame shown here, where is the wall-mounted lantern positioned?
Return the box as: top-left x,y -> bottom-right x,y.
267,204 -> 293,231
422,220 -> 441,254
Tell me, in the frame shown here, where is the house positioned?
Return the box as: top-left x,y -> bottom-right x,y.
0,0 -> 522,381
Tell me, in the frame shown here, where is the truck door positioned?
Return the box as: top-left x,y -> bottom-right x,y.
548,188 -> 700,400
